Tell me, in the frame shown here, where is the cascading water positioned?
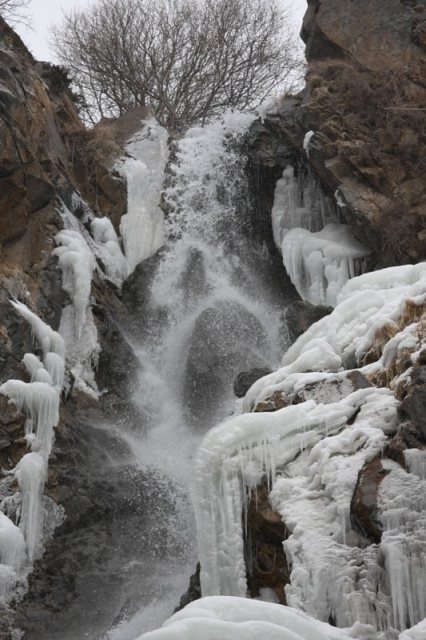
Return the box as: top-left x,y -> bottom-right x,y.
104,112 -> 292,638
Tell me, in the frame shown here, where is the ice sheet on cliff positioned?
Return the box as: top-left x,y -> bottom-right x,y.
189,262 -> 426,635
118,118 -> 169,276
53,221 -> 100,398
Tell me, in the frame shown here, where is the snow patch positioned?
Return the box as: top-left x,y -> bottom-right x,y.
137,596 -> 355,640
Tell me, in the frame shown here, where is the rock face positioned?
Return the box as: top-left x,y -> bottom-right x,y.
249,0 -> 426,268
245,482 -> 290,605
234,368 -> 272,398
0,15 -> 146,639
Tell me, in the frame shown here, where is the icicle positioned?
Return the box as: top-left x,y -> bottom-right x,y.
0,511 -> 26,570
14,452 -> 45,561
281,224 -> 369,307
91,217 -> 127,286
0,302 -> 65,599
54,226 -> 100,398
192,388 -> 387,598
10,301 -> 64,357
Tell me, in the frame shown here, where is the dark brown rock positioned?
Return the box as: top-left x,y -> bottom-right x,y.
234,368 -> 272,398
245,482 -> 290,604
254,392 -> 288,413
175,563 -> 201,612
351,457 -> 389,544
398,385 -> 426,441
285,300 -> 333,345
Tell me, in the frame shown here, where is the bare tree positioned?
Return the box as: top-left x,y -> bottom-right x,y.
0,0 -> 30,26
52,0 -> 303,128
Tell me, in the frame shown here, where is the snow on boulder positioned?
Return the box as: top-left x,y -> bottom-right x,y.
137,596 -> 355,640
244,263 -> 426,411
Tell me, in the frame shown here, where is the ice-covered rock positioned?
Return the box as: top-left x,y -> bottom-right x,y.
0,302 -> 64,594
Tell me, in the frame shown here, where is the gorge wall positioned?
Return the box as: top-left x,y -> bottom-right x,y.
0,1 -> 425,639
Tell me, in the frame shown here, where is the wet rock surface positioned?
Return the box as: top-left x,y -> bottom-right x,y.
285,300 -> 333,345
245,482 -> 290,604
249,0 -> 426,267
234,368 -> 272,398
350,457 -> 389,545
176,563 -> 201,612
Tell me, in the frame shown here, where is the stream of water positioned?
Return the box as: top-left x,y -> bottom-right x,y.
102,112 -> 291,638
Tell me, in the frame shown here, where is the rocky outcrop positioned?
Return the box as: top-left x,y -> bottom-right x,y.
350,457 -> 388,545
245,482 -> 289,604
234,368 -> 272,398
249,0 -> 426,268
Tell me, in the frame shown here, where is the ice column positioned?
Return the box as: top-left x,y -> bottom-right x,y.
0,302 -> 64,592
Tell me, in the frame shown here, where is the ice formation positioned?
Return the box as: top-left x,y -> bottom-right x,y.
282,224 -> 369,306
0,511 -> 26,602
192,388 -> 396,599
271,166 -> 336,247
91,217 -> 127,286
245,262 -> 426,410
53,224 -> 100,397
10,301 -> 65,359
53,229 -> 95,339
189,261 -> 426,637
0,302 -> 64,596
378,460 -> 426,630
271,166 -> 370,305
118,118 -> 169,276
303,130 -> 315,156
138,596 -> 426,640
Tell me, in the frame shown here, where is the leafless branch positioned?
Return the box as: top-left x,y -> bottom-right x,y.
52,0 -> 303,128
0,0 -> 30,27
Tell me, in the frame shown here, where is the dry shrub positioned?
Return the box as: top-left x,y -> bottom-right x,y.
84,125 -> 122,166
366,300 -> 426,397
306,59 -> 426,175
361,321 -> 399,366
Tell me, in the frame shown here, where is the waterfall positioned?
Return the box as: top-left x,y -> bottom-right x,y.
104,112 -> 291,638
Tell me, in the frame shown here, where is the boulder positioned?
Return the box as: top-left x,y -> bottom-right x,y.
350,457 -> 389,544
234,368 -> 272,398
399,385 -> 426,441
